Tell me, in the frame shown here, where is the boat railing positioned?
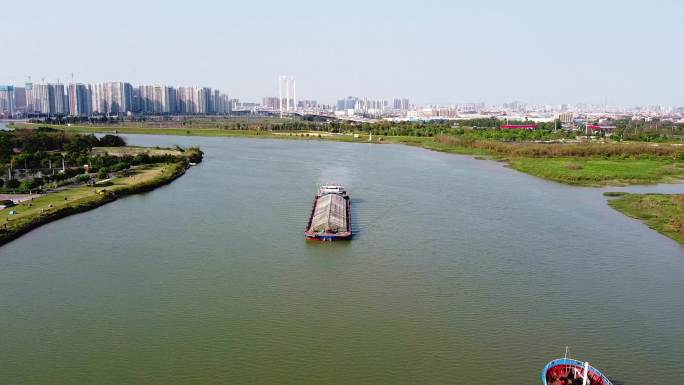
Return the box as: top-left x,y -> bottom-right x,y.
541,358 -> 612,385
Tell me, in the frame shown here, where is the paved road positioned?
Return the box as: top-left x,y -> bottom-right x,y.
0,194 -> 40,203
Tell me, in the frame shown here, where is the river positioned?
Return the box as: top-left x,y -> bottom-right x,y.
1,134 -> 683,385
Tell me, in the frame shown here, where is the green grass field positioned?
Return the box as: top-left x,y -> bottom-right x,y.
509,158 -> 684,186
47,124 -> 271,138
11,122 -> 378,142
608,194 -> 684,244
390,137 -> 684,186
382,136 -> 497,156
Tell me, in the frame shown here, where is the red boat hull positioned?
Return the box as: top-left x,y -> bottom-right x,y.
542,358 -> 612,385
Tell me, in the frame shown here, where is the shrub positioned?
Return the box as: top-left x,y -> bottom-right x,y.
6,179 -> 19,188
134,153 -> 152,164
98,134 -> 126,147
54,173 -> 69,181
186,147 -> 204,163
111,162 -> 130,172
75,174 -> 91,183
20,178 -> 42,190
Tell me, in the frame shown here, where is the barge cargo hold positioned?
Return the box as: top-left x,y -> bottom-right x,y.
305,184 -> 352,241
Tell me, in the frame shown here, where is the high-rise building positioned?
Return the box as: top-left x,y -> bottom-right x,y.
262,97 -> 280,110
49,83 -> 66,115
68,83 -> 92,116
0,85 -> 15,116
177,87 -> 197,114
151,85 -> 178,114
90,82 -> 133,115
213,90 -> 220,114
26,83 -> 49,113
13,87 -> 26,112
217,93 -> 231,114
154,86 -> 164,113
337,96 -> 358,111
167,87 -> 178,114
297,100 -> 317,109
112,82 -> 133,114
393,98 -> 410,112
137,85 -> 156,113
197,87 -> 213,114
23,83 -> 66,115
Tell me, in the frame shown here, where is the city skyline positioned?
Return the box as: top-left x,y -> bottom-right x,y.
2,76 -> 683,113
3,77 -> 684,124
0,81 -> 231,117
2,0 -> 683,106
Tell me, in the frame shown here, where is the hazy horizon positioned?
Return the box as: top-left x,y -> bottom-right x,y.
2,0 -> 682,106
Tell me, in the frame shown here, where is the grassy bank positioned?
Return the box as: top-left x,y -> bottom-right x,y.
0,161 -> 190,246
9,122 -> 312,139
14,122 -> 684,187
382,136 -> 496,156
608,193 -> 684,244
387,136 -> 684,186
508,158 -> 684,186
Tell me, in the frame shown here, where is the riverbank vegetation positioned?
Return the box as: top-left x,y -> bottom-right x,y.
0,127 -> 202,193
11,118 -> 684,186
428,135 -> 684,185
0,162 -> 190,246
608,194 -> 684,244
21,115 -> 684,142
0,127 -> 203,245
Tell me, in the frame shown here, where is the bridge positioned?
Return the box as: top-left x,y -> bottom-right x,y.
230,108 -> 379,124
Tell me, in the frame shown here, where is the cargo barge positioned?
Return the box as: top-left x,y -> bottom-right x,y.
542,350 -> 613,385
305,184 -> 352,241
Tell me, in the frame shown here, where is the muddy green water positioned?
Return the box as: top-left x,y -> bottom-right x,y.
1,135 -> 683,385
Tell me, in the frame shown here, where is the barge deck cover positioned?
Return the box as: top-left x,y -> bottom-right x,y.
310,193 -> 348,233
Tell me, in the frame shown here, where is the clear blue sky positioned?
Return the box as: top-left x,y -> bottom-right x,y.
2,0 -> 682,106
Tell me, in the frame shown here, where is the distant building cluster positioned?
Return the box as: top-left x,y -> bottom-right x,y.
3,76 -> 684,124
0,82 -> 231,117
260,97 -> 321,111
329,97 -> 410,117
